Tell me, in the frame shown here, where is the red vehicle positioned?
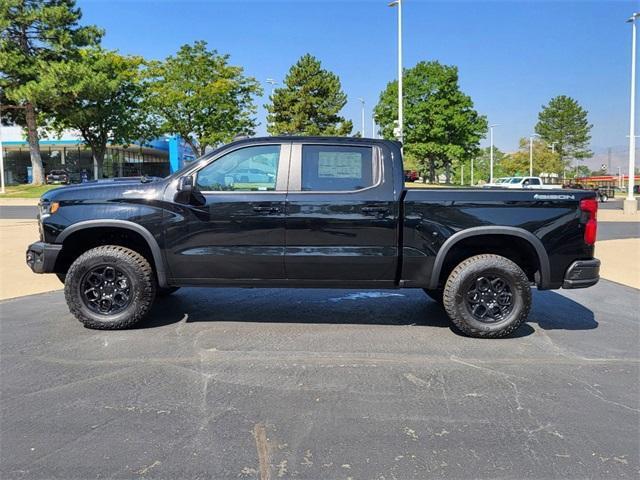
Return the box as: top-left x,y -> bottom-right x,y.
404,170 -> 419,182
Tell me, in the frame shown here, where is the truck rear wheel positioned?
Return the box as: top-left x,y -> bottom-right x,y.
64,245 -> 156,329
442,254 -> 531,338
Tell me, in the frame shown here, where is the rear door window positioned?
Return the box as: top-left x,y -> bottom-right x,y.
301,145 -> 375,191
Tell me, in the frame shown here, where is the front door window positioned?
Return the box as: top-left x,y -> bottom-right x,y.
196,145 -> 281,192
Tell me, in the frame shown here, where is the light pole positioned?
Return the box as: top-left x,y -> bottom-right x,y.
266,78 -> 278,97
0,108 -> 4,194
372,115 -> 376,139
471,158 -> 474,186
625,12 -> 639,214
529,134 -> 539,177
389,0 -> 403,145
489,123 -> 499,183
265,78 -> 278,133
358,98 -> 365,137
0,99 -> 6,194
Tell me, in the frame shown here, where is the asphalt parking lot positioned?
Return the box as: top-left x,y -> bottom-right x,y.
1,280 -> 639,479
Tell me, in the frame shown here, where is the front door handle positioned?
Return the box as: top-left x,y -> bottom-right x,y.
253,206 -> 280,214
362,206 -> 389,215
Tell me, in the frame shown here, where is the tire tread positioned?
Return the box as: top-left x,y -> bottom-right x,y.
442,254 -> 531,338
64,245 -> 155,329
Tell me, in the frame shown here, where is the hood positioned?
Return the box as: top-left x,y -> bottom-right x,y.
41,177 -> 167,204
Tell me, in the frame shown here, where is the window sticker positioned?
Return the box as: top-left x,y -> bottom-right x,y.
318,152 -> 362,179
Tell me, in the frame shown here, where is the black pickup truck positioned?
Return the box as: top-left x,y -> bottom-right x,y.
27,137 -> 600,337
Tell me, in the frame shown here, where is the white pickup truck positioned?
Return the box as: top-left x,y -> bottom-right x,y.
484,176 -> 557,189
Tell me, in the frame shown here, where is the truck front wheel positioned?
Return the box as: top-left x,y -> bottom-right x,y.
442,254 -> 531,338
64,245 -> 156,329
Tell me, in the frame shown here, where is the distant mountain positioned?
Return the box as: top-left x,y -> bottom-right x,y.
582,145 -> 639,174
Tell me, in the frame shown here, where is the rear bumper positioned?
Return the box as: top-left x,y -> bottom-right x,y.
26,241 -> 62,274
562,258 -> 600,289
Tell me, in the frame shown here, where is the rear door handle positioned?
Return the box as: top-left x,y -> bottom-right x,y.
253,206 -> 280,214
362,206 -> 389,215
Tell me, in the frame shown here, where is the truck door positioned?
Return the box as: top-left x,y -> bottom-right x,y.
164,143 -> 290,282
284,142 -> 399,286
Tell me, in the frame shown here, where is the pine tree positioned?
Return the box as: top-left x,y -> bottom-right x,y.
266,54 -> 352,136
535,95 -> 592,176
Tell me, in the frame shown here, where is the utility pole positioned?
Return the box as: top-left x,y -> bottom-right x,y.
372,115 -> 376,139
389,0 -> 403,145
625,12 -> 639,214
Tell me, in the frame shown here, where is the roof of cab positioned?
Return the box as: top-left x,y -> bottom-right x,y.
226,135 -> 401,148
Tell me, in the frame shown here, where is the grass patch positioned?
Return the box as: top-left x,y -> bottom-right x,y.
1,184 -> 61,198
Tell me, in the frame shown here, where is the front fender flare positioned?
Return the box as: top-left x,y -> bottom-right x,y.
428,226 -> 551,289
55,219 -> 168,288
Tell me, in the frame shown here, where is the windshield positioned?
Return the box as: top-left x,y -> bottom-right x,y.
495,178 -> 508,184
509,177 -> 523,184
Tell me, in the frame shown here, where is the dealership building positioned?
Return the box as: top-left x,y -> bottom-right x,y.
0,126 -> 196,184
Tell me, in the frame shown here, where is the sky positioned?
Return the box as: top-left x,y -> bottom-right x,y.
77,0 -> 639,154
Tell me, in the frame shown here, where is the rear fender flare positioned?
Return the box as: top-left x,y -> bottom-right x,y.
428,226 -> 550,289
55,219 -> 168,288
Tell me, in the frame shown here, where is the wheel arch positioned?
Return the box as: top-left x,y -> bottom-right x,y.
55,220 -> 168,288
428,227 -> 550,290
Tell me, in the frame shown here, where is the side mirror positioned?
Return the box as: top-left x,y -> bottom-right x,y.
177,175 -> 194,193
174,175 -> 194,204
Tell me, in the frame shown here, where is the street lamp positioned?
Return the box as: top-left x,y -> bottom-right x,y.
489,123 -> 499,183
529,133 -> 540,177
266,78 -> 278,97
358,98 -> 366,137
389,0 -> 403,145
625,12 -> 639,214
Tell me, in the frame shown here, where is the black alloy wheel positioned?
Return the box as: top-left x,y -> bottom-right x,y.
80,265 -> 132,315
464,275 -> 514,322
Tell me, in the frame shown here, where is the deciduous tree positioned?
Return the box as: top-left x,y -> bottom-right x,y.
145,41 -> 261,156
500,138 -> 562,177
470,146 -> 507,184
266,54 -> 352,136
374,61 -> 487,183
31,48 -> 153,179
0,0 -> 101,183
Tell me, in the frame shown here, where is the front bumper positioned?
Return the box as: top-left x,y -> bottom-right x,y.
26,241 -> 62,274
562,258 -> 600,289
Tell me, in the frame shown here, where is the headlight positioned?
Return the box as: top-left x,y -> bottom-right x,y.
39,201 -> 59,218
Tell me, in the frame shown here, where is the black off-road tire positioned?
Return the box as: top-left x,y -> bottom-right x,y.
423,288 -> 444,304
157,286 -> 180,297
442,254 -> 531,338
64,245 -> 156,329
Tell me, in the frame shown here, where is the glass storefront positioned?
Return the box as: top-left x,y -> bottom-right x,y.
2,144 -> 170,184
